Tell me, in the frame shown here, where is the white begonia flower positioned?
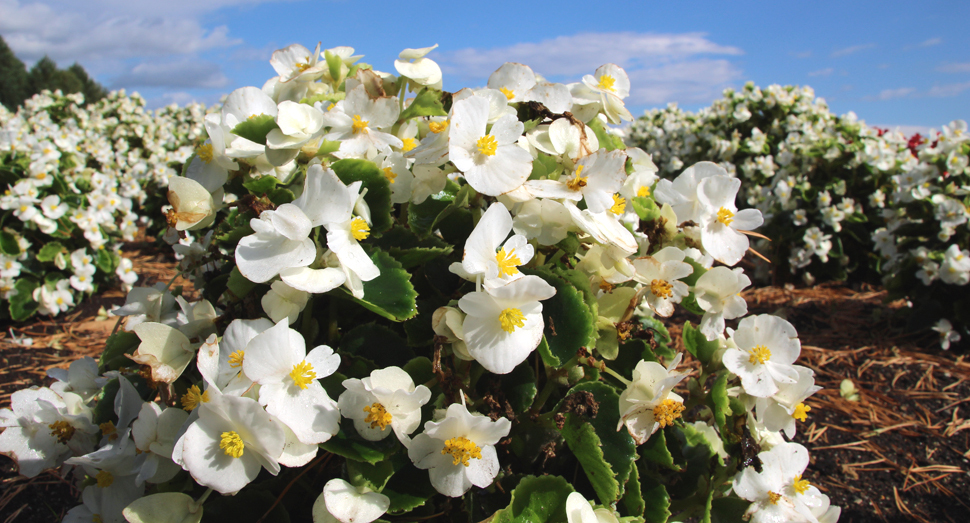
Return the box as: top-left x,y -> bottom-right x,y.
179,391 -> 285,494
617,354 -> 688,445
457,202 -> 534,289
0,387 -> 96,477
221,86 -> 278,159
408,402 -> 511,497
526,149 -> 628,214
690,421 -> 729,460
113,284 -> 178,332
487,63 -> 573,114
312,478 -> 391,523
570,64 -> 632,124
724,314 -> 801,398
62,479 -> 144,523
933,318 -> 961,350
323,84 -> 402,159
449,95 -> 532,196
575,243 -> 636,286
117,257 -> 138,286
693,266 -> 751,341
940,244 -> 970,285
262,280 -> 310,325
696,175 -> 764,266
122,492 -> 204,523
431,306 -> 473,360
395,44 -> 443,88
338,367 -> 432,444
458,275 -> 556,374
196,318 -> 273,398
754,365 -> 820,439
733,442 -> 826,523
40,194 -> 68,219
33,279 -> 74,316
653,161 -> 723,223
130,322 -> 197,384
527,119 -> 599,161
563,200 -> 638,255
48,356 -> 107,403
131,402 -> 189,485
376,151 -> 415,204
632,246 -> 693,317
271,42 -> 327,83
242,319 -> 341,445
266,100 -> 325,150
511,198 -> 573,246
565,492 -> 620,523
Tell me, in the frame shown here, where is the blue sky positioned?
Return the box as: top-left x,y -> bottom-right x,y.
1,0 -> 967,132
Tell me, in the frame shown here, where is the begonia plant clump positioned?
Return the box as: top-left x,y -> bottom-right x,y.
1,44 -> 839,523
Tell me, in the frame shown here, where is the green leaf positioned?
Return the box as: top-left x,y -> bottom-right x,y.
620,460 -> 645,518
399,88 -> 448,121
558,381 -> 636,505
639,470 -> 671,523
226,267 -> 256,301
301,92 -> 345,106
681,257 -> 708,287
242,174 -> 280,195
92,378 -> 121,425
638,317 -> 675,361
229,114 -> 278,145
382,463 -> 436,515
710,372 -> 730,433
682,322 -> 719,367
332,159 -> 393,233
491,475 -> 574,523
709,497 -> 750,523
503,361 -> 538,413
95,248 -> 119,273
587,117 -> 625,151
36,242 -> 65,263
339,322 -> 414,368
338,248 -> 418,321
528,268 -> 596,368
0,231 -> 20,256
320,429 -> 398,464
680,291 -> 705,315
403,356 -> 434,385
202,490 -> 289,523
640,427 -> 678,470
99,331 -> 140,372
9,278 -> 39,322
631,196 -> 661,222
406,180 -> 460,238
316,139 -> 342,156
372,225 -> 454,269
324,49 -> 343,83
347,459 -> 396,492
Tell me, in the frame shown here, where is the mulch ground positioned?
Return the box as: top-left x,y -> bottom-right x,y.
0,252 -> 967,522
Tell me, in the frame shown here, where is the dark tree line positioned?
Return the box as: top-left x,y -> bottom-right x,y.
0,35 -> 107,111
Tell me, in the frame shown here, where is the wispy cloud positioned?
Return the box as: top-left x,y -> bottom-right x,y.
111,60 -> 230,89
863,87 -> 916,101
918,37 -> 942,47
927,82 -> 970,97
807,68 -> 834,77
627,59 -> 742,105
937,62 -> 970,73
791,51 -> 812,59
831,43 -> 876,58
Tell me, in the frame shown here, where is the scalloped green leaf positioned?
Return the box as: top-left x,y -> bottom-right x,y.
683,321 -> 719,367
332,158 -> 393,233
320,429 -> 398,464
347,459 -> 395,493
229,113 -> 278,145
398,88 -> 447,121
640,427 -> 679,471
36,242 -> 65,263
339,322 -> 413,368
620,459 -> 645,518
0,231 -> 20,256
528,268 -> 596,368
406,180 -> 460,237
491,475 -> 574,523
98,331 -> 140,372
242,174 -> 280,195
639,470 -> 672,523
710,372 -> 730,433
632,196 -> 661,222
9,278 -> 39,321
338,248 -> 417,321
382,463 -> 436,515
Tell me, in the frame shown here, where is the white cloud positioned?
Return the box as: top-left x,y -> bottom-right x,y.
927,82 -> 970,97
863,87 -> 916,101
626,59 -> 741,105
830,43 -> 876,58
918,37 -> 942,48
807,68 -> 834,77
937,62 -> 970,73
791,51 -> 812,59
111,60 -> 229,89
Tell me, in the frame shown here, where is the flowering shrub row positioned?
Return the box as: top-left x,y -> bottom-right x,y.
627,83 -> 970,347
1,46 -> 837,523
0,89 -> 206,320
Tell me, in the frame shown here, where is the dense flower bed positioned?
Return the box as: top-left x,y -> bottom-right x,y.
1,47 -> 838,523
627,83 -> 970,347
0,90 -> 205,320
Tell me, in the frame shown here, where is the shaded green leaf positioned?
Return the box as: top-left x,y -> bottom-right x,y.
491,475 -> 573,523
9,278 -> 38,322
230,114 -> 278,145
398,88 -> 447,121
338,248 -> 418,321
0,231 -> 20,256
332,158 -> 393,233
36,242 -> 65,263
527,268 -> 596,368
682,321 -> 719,367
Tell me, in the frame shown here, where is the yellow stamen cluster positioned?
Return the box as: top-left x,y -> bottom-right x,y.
351,217 -> 371,241
351,114 -> 369,135
566,165 -> 587,191
650,279 -> 673,299
793,474 -> 811,495
48,421 -> 75,444
716,207 -> 735,226
196,143 -> 214,164
220,431 -> 245,458
401,137 -> 417,152
363,402 -> 393,430
499,308 -> 526,333
748,345 -> 772,365
294,57 -> 311,72
429,120 -> 449,134
476,135 -> 498,156
637,186 -> 651,197
610,194 -> 626,215
598,74 -> 616,92
441,436 -> 482,467
95,470 -> 114,488
99,421 -> 118,440
228,350 -> 245,368
499,87 -> 515,100
180,385 -> 210,411
495,248 -> 522,277
653,399 -> 685,428
382,166 -> 397,184
289,360 -> 317,389
767,491 -> 782,505
793,403 -> 811,422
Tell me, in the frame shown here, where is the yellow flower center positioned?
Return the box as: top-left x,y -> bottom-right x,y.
180,385 -> 210,411
610,194 -> 626,215
767,491 -> 782,505
351,217 -> 370,241
429,120 -> 449,134
652,399 -> 685,428
382,166 -> 398,184
196,143 -> 214,164
566,165 -> 587,191
499,307 -> 526,333
93,515 -> 103,523
290,360 -> 317,389
793,402 -> 811,422
401,137 -> 417,152
717,207 -> 735,226
95,470 -> 114,488
793,474 -> 811,495
748,345 -> 771,365
352,114 -> 369,135
477,135 -> 498,156
637,186 -> 651,197
220,431 -> 245,458
228,350 -> 245,369
363,402 -> 393,430
441,436 -> 482,467
499,87 -> 515,100
295,57 -> 312,72
650,279 -> 673,299
496,248 -> 522,277
598,74 -> 616,92
48,421 -> 75,444
99,421 -> 117,440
